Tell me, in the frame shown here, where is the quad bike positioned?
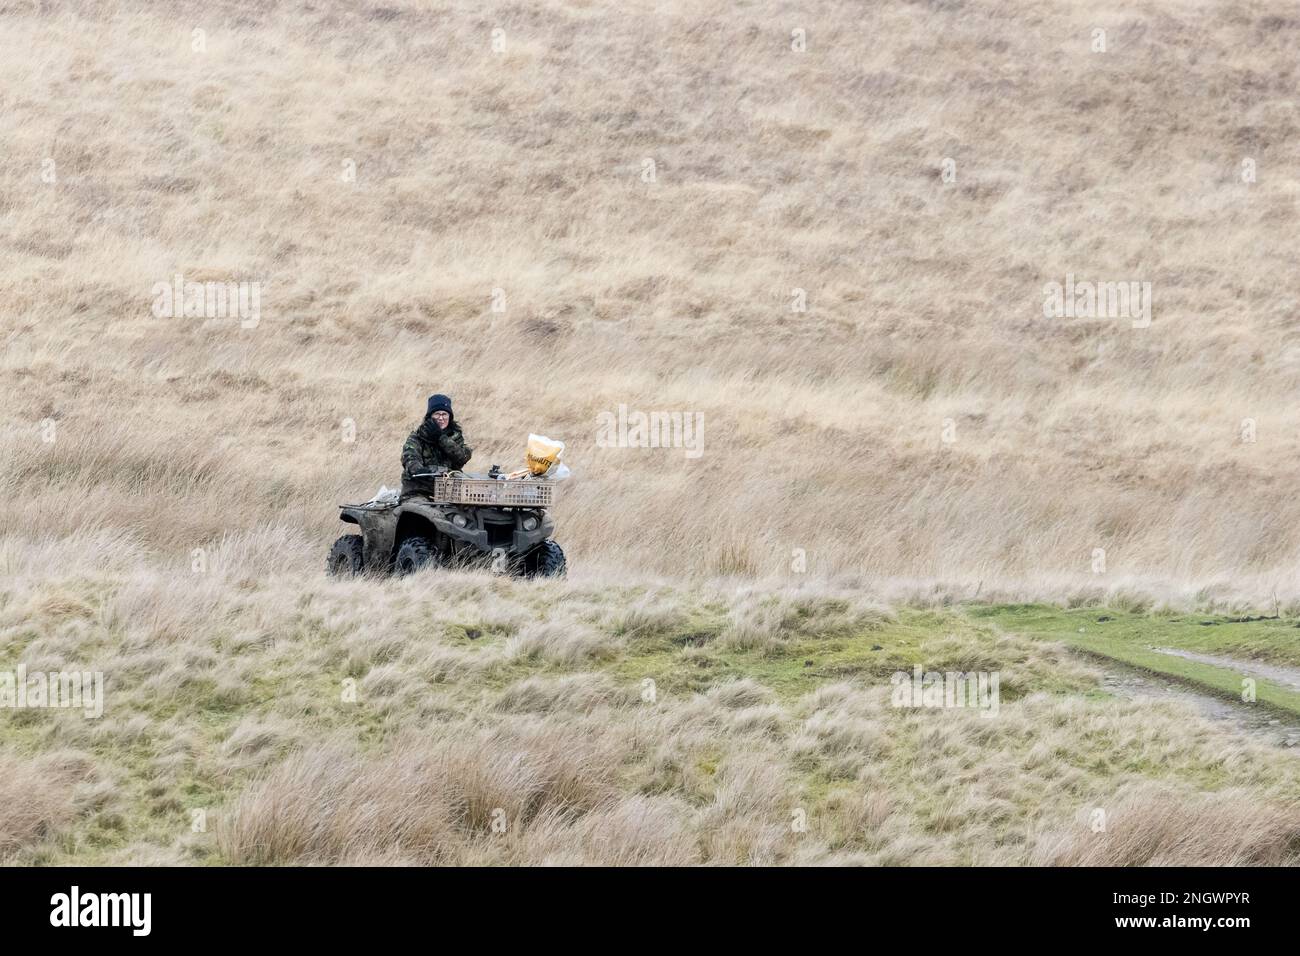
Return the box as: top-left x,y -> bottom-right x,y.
327,470 -> 566,578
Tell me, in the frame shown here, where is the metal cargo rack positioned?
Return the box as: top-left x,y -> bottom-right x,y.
432,476 -> 555,508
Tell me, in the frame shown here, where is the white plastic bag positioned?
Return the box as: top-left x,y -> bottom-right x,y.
368,485 -> 399,505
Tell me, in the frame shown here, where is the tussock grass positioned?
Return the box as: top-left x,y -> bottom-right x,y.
0,751 -> 99,860
3,0 -> 1299,866
3,569 -> 1299,865
1,0 -> 1298,601
1033,785 -> 1300,866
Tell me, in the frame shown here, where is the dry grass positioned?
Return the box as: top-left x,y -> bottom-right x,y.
1033,785 -> 1300,866
218,728 -> 619,865
2,565 -> 1298,865
0,751 -> 101,860
2,0 -> 1299,866
1,0 -> 1298,598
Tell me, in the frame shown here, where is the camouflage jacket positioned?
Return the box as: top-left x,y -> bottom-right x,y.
401,419 -> 472,475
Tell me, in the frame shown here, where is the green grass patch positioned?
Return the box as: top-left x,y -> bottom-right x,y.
971,604 -> 1300,718
605,608 -> 1059,702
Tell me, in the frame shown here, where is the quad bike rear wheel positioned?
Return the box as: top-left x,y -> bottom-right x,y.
523,539 -> 566,578
327,534 -> 365,576
395,536 -> 437,575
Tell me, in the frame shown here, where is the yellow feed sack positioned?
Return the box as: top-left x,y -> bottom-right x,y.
525,434 -> 565,475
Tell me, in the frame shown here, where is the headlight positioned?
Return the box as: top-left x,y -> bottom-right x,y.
452,514 -> 467,528
522,516 -> 539,531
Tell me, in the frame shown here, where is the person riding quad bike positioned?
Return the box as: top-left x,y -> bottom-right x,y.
325,390 -> 566,578
401,393 -> 472,496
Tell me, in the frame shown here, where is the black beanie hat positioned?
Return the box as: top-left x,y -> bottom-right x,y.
426,393 -> 453,420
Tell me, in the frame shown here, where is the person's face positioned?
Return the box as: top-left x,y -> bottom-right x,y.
431,410 -> 450,429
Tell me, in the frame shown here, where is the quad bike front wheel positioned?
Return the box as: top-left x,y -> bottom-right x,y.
327,535 -> 365,576
395,536 -> 437,575
523,539 -> 567,578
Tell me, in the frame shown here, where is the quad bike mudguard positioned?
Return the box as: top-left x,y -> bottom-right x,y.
338,504 -> 397,570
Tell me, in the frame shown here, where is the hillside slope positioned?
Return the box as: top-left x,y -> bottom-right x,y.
2,0 -> 1299,595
